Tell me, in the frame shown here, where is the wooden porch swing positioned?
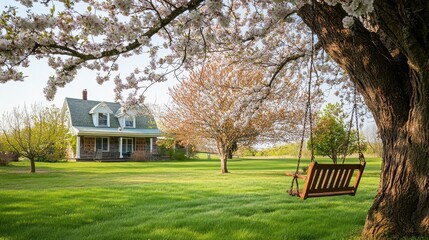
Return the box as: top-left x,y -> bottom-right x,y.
286,11 -> 365,199
287,79 -> 366,200
288,159 -> 366,200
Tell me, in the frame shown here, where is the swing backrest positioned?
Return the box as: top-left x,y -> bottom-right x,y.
300,161 -> 366,200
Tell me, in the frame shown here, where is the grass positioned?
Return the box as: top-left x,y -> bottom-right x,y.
0,155 -> 381,240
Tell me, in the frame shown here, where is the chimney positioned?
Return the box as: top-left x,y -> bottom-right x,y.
82,89 -> 88,100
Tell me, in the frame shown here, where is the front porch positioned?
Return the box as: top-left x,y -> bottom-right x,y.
74,136 -> 159,161
77,151 -> 162,162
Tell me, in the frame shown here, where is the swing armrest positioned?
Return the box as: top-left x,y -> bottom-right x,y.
285,172 -> 307,179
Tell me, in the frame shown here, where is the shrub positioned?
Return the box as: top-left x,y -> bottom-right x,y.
236,146 -> 257,157
0,155 -> 10,165
254,143 -> 312,157
129,151 -> 153,162
34,144 -> 67,162
0,152 -> 19,166
0,157 -> 9,166
171,148 -> 187,160
255,151 -> 264,157
156,139 -> 189,160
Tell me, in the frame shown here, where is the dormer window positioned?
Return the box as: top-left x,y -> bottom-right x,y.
125,116 -> 134,128
89,102 -> 113,127
116,107 -> 137,128
98,113 -> 108,126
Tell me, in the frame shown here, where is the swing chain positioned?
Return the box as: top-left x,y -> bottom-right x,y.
341,82 -> 357,164
354,85 -> 365,163
289,0 -> 316,197
289,96 -> 310,196
341,24 -> 365,164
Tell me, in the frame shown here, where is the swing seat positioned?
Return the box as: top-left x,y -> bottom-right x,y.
289,161 -> 366,200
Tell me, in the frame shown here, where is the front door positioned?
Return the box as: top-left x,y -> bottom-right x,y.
122,138 -> 133,156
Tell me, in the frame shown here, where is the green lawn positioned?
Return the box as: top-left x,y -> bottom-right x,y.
0,155 -> 381,240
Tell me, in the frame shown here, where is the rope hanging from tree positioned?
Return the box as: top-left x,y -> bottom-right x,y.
341,25 -> 365,164
288,0 -> 316,197
288,65 -> 314,196
287,6 -> 366,199
341,81 -> 366,164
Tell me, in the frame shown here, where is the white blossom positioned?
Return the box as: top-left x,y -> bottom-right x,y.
114,0 -> 134,14
0,39 -> 12,50
342,16 -> 355,28
138,36 -> 150,45
0,0 -> 370,106
19,0 -> 33,7
341,0 -> 374,16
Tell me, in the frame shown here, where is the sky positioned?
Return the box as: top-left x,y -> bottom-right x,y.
0,55 -> 178,114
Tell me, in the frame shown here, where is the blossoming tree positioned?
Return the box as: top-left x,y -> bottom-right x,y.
0,104 -> 69,173
162,61 -> 306,173
1,0 -> 428,238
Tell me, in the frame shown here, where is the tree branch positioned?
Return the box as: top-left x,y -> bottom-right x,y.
38,0 -> 205,70
267,41 -> 323,87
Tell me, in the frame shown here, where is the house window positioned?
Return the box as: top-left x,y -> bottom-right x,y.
98,113 -> 108,126
122,138 -> 133,154
96,137 -> 109,152
135,138 -> 146,151
83,137 -> 95,152
125,116 -> 134,128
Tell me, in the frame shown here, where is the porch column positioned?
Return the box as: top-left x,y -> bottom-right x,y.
119,137 -> 123,158
150,138 -> 153,153
76,136 -> 81,159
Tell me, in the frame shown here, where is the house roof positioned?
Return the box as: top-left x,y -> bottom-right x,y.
89,102 -> 114,114
64,98 -> 161,136
72,126 -> 161,137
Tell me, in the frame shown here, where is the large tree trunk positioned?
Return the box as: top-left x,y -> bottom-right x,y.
30,158 -> 36,173
220,154 -> 229,174
227,149 -> 233,159
363,113 -> 429,238
217,144 -> 229,174
331,153 -> 337,164
228,141 -> 237,159
299,1 -> 429,238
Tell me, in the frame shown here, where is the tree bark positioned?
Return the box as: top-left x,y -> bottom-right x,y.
30,158 -> 36,173
298,1 -> 429,238
331,155 -> 337,164
227,149 -> 233,159
220,154 -> 229,174
217,144 -> 229,174
362,113 -> 429,238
